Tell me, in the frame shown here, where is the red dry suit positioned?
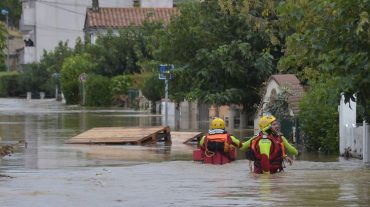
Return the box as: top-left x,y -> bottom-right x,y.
250,132 -> 286,174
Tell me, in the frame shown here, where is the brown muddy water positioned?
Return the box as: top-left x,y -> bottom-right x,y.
0,98 -> 370,207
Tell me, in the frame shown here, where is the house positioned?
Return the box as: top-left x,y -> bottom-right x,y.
82,5 -> 177,109
18,0 -> 176,66
254,74 -> 305,140
83,7 -> 178,44
4,29 -> 24,71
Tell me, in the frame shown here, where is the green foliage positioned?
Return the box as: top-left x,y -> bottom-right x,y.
278,0 -> 370,121
40,41 -> 74,74
111,75 -> 133,96
18,63 -> 54,96
265,88 -> 291,120
0,71 -> 20,97
89,23 -> 162,77
0,0 -> 22,27
298,77 -> 340,153
128,72 -> 153,89
141,73 -> 164,103
152,0 -> 275,114
85,75 -> 112,107
0,23 -> 6,61
60,54 -> 96,105
0,62 -> 6,72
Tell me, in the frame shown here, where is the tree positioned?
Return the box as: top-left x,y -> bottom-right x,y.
0,23 -> 6,71
141,73 -> 164,112
152,0 -> 275,115
264,87 -> 291,120
0,0 -> 22,27
60,53 -> 96,104
298,76 -> 340,153
278,0 -> 370,121
111,75 -> 133,96
89,22 -> 162,77
40,41 -> 74,74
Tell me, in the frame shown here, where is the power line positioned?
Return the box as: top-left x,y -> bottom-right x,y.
36,1 -> 86,16
37,0 -> 91,8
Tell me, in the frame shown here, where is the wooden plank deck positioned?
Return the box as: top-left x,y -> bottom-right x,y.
171,131 -> 203,145
65,126 -> 171,145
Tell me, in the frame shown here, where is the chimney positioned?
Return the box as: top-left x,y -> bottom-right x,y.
92,0 -> 99,11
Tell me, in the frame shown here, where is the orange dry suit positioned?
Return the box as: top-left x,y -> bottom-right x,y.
200,129 -> 242,156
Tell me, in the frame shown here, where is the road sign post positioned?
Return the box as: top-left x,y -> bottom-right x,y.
159,65 -> 174,126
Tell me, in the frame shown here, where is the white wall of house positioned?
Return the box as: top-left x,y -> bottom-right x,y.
141,0 -> 173,8
19,0 -> 134,63
88,29 -> 119,44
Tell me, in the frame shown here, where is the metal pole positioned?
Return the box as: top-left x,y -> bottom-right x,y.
5,12 -> 9,71
165,77 -> 168,126
82,82 -> 86,105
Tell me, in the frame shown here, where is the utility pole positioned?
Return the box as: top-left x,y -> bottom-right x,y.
159,64 -> 173,127
1,9 -> 9,71
164,72 -> 169,126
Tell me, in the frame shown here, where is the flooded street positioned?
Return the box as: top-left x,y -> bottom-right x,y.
1,98 -> 370,206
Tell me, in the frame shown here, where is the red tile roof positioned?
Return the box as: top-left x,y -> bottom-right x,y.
85,8 -> 178,29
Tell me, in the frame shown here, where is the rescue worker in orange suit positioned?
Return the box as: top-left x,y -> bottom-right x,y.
240,115 -> 298,174
199,118 -> 242,159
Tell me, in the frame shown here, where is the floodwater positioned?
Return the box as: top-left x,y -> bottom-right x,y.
0,98 -> 370,207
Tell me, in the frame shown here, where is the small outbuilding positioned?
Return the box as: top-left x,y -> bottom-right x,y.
254,74 -> 305,142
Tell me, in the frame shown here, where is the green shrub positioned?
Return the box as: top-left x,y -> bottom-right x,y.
85,75 -> 112,106
60,53 -> 96,104
0,71 -> 20,97
18,63 -> 54,97
141,72 -> 164,103
298,77 -> 340,153
111,75 -> 132,96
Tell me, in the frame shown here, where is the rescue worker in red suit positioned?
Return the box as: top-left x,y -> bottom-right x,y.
240,115 -> 298,174
199,118 -> 242,159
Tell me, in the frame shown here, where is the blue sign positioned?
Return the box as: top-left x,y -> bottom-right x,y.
159,64 -> 174,80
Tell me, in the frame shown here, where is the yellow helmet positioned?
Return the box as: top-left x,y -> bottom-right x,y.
211,118 -> 225,129
258,115 -> 276,132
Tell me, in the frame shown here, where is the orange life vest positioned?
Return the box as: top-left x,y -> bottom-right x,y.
205,133 -> 232,153
250,132 -> 286,174
206,133 -> 229,142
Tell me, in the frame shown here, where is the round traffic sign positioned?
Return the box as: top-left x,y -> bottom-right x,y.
79,73 -> 88,83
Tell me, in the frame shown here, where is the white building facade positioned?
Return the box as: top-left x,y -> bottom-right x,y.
19,0 -> 173,65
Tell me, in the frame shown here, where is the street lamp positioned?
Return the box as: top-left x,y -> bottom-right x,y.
1,9 -> 9,72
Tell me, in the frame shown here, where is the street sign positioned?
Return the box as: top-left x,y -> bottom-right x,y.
79,73 -> 88,83
159,64 -> 174,80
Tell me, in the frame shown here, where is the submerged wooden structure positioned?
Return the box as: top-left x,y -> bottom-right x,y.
65,126 -> 171,145
170,131 -> 203,145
